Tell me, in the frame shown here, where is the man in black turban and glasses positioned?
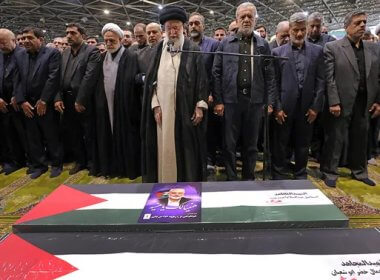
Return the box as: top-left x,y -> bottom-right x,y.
141,6 -> 208,183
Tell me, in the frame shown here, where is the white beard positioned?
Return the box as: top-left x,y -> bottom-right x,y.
165,33 -> 184,51
107,43 -> 121,54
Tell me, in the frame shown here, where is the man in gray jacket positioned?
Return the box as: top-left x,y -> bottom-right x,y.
320,11 -> 380,187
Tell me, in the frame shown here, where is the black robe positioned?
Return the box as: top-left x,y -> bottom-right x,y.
91,49 -> 142,179
141,39 -> 208,183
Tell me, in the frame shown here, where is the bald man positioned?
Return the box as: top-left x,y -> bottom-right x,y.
0,29 -> 27,174
269,21 -> 290,49
135,22 -> 163,84
130,23 -> 148,52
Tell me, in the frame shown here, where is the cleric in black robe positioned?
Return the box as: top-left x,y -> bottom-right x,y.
141,6 -> 208,183
91,23 -> 141,179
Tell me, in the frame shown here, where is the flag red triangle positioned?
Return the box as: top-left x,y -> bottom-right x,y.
15,184 -> 107,224
0,234 -> 77,279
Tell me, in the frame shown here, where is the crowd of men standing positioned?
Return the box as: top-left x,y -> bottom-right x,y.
0,2 -> 380,188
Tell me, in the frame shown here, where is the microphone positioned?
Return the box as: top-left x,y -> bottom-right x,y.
167,40 -> 174,53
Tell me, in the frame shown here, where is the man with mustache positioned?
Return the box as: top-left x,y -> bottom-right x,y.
141,6 -> 208,183
321,11 -> 380,188
269,21 -> 290,50
188,12 -> 220,173
136,22 -> 163,81
306,12 -> 336,163
212,2 -> 276,181
54,23 -> 101,175
271,12 -> 325,180
14,27 -> 62,179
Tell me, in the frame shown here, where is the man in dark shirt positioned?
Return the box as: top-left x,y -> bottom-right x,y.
134,23 -> 162,87
54,23 -> 101,175
122,30 -> 134,49
129,23 -> 148,52
15,27 -> 62,179
213,2 -> 276,181
255,24 -> 267,39
271,13 -> 325,180
306,12 -> 337,161
137,23 -> 162,74
189,12 -> 221,172
0,29 -> 27,174
269,21 -> 290,50
214,27 -> 227,42
321,11 -> 380,187
307,12 -> 336,47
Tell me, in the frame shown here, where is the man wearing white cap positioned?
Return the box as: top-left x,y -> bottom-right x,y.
91,23 -> 141,179
141,6 -> 208,183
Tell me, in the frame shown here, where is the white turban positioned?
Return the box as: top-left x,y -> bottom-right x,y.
101,23 -> 124,38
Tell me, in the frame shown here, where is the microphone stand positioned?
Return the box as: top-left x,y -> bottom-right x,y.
168,46 -> 288,180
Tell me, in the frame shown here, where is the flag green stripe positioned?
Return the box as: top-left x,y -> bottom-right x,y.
18,205 -> 347,228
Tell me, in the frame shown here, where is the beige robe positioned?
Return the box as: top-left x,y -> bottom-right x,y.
151,38 -> 183,183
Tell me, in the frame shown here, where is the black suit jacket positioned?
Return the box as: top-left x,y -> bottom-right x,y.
0,46 -> 23,102
272,41 -> 325,116
55,43 -> 101,107
324,37 -> 380,117
15,46 -> 61,105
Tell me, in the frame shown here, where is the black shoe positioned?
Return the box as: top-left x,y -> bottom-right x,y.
4,164 -> 21,175
50,166 -> 62,178
357,178 -> 376,187
69,164 -> 86,175
26,167 -> 35,175
30,167 -> 48,179
324,178 -> 336,188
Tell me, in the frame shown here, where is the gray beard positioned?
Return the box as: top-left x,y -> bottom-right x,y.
190,30 -> 201,39
239,27 -> 254,37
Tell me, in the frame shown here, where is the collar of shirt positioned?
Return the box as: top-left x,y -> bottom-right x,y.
307,35 -> 320,43
4,49 -> 14,60
291,41 -> 306,50
28,49 -> 40,58
237,31 -> 255,42
198,35 -> 205,45
348,37 -> 363,50
111,46 -> 122,59
71,42 -> 84,57
138,43 -> 147,49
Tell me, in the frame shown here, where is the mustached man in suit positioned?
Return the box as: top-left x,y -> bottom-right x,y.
320,11 -> 380,187
15,27 -> 62,179
54,23 -> 101,175
271,12 -> 325,180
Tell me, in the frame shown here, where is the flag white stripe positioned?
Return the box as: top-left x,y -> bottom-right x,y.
58,252 -> 380,280
78,189 -> 332,210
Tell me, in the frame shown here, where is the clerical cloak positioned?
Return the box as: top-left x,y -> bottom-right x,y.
141,39 -> 208,183
91,49 -> 142,179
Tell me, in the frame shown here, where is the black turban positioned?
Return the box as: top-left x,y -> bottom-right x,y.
159,6 -> 188,25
